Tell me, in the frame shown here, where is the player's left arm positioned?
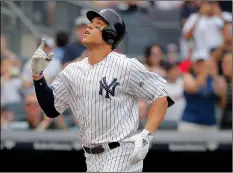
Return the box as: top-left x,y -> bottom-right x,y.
127,58 -> 174,122
144,95 -> 171,133
123,58 -> 174,165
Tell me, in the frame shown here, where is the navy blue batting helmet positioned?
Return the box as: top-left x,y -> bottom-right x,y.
86,9 -> 126,49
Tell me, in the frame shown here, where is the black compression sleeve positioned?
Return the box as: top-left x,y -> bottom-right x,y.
33,76 -> 60,118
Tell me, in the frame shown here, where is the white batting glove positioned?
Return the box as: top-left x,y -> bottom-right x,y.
123,129 -> 153,165
31,38 -> 54,76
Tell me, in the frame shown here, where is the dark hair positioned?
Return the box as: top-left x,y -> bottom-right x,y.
224,21 -> 232,26
144,43 -> 163,66
56,31 -> 69,47
144,43 -> 162,59
163,61 -> 180,72
208,1 -> 219,4
188,59 -> 204,75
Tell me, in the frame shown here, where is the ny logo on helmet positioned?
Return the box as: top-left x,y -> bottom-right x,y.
99,9 -> 107,14
99,77 -> 119,98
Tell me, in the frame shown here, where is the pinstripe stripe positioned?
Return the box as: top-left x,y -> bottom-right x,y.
130,60 -> 165,87
91,64 -> 97,143
82,63 -> 90,143
117,144 -> 125,171
130,67 -> 164,93
98,58 -> 108,144
51,52 -> 167,150
113,58 -> 125,140
107,54 -> 114,142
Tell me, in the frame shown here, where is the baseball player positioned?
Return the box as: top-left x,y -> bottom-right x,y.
31,9 -> 174,172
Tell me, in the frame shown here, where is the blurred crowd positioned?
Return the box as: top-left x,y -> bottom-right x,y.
1,1 -> 232,132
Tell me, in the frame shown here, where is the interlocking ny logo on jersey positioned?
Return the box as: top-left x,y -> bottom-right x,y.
99,77 -> 119,98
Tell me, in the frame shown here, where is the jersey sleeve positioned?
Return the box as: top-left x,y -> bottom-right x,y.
127,58 -> 174,106
50,70 -> 70,114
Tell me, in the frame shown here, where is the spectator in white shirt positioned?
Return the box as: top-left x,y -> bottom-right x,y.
182,2 -> 225,59
162,61 -> 185,128
155,1 -> 182,10
1,58 -> 22,107
211,1 -> 232,23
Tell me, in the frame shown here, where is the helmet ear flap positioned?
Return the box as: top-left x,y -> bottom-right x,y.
102,26 -> 117,46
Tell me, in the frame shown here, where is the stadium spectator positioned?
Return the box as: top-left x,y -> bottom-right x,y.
219,53 -> 232,130
180,1 -> 201,26
178,47 -> 193,74
22,92 -> 54,130
210,1 -> 232,23
161,61 -> 185,129
32,1 -> 56,26
178,53 -> 225,132
62,16 -> 88,66
52,31 -> 69,64
1,58 -> 22,107
1,35 -> 22,69
91,1 -> 118,8
22,92 -> 67,131
178,58 -> 192,74
1,107 -> 14,129
21,36 -> 62,95
92,1 -> 151,13
182,1 -> 224,59
179,1 -> 201,60
117,1 -> 149,13
155,1 -> 182,10
47,1 -> 56,26
166,43 -> 179,63
144,44 -> 167,78
211,21 -> 232,75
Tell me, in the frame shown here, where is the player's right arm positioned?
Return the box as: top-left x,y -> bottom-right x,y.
32,39 -> 69,118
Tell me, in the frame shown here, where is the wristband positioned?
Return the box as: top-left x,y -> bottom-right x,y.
141,129 -> 153,136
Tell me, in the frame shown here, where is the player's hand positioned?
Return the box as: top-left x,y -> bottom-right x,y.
31,38 -> 54,76
122,129 -> 153,165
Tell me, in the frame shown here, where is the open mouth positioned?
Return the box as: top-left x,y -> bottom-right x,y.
84,30 -> 90,35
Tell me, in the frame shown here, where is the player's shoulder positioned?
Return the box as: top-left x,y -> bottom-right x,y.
110,51 -> 126,58
110,52 -> 144,68
109,51 -> 128,67
60,58 -> 87,75
65,57 -> 88,68
126,57 -> 147,71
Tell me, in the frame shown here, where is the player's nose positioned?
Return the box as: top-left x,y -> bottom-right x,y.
87,22 -> 94,30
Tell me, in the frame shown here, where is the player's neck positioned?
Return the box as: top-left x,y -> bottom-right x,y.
87,46 -> 112,65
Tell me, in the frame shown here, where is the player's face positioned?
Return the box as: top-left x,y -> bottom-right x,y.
81,17 -> 108,46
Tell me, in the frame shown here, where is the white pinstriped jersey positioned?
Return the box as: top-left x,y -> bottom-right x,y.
51,52 -> 168,146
